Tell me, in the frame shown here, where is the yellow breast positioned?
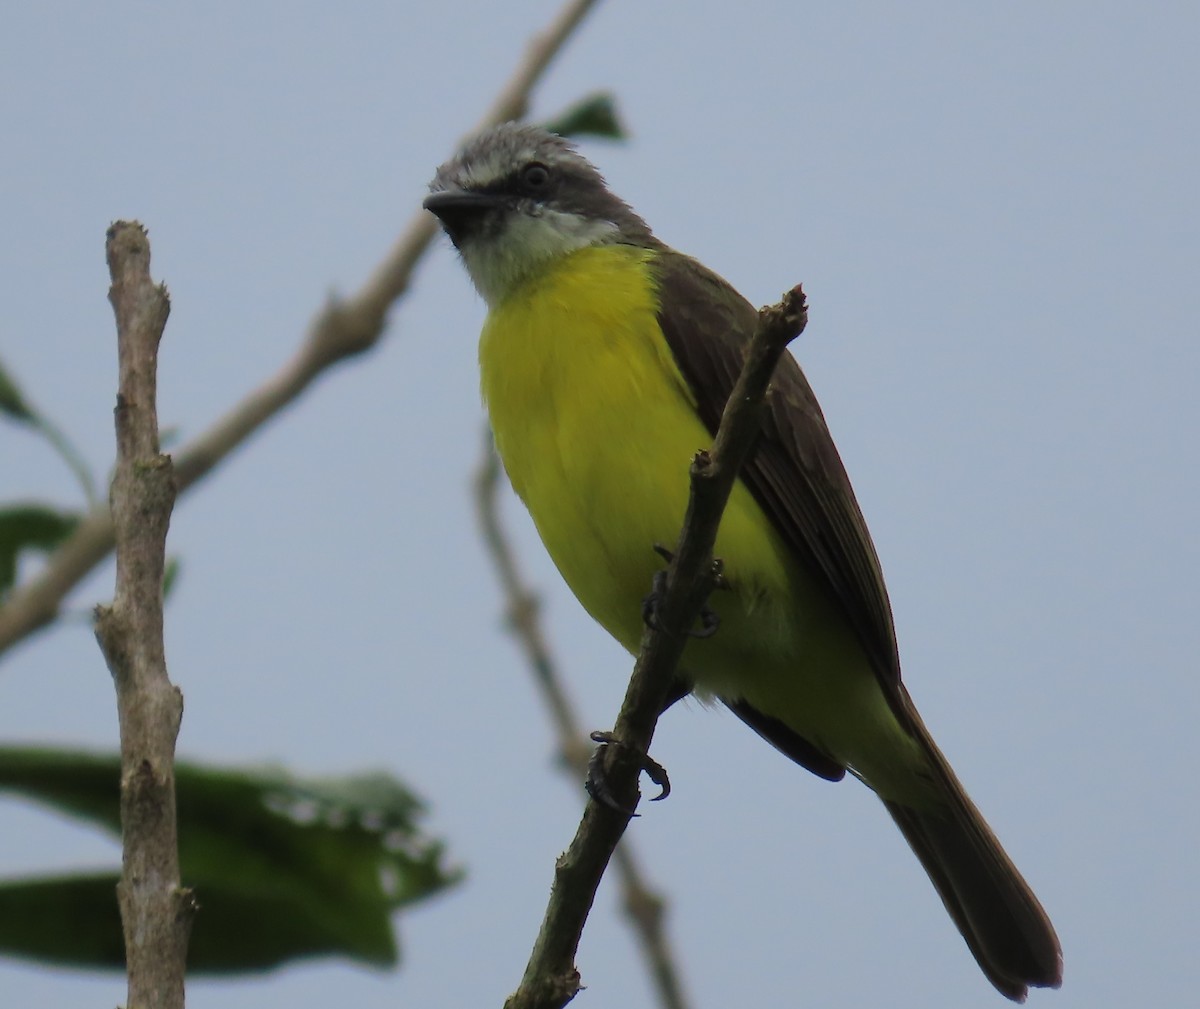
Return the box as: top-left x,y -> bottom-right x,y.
479,244 -> 794,660
477,243 -> 926,793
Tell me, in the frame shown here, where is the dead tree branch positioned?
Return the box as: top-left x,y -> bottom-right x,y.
94,221 -> 193,1009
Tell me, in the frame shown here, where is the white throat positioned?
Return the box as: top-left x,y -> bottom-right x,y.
460,208 -> 620,307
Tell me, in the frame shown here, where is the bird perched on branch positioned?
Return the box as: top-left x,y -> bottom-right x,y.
425,122 -> 1061,1001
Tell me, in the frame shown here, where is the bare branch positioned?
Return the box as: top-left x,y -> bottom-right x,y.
473,434 -> 692,1009
0,0 -> 603,660
504,287 -> 809,1009
94,221 -> 193,1009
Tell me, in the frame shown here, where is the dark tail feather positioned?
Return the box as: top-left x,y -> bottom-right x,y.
884,717 -> 1063,1001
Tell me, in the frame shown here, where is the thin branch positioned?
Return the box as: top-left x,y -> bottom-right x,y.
504,287 -> 809,1009
0,0 -> 603,660
473,434 -> 691,1009
93,222 -> 193,1009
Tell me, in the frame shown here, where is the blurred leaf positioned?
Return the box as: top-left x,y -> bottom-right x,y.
0,875 -> 123,970
0,359 -> 35,422
29,414 -> 99,507
162,556 -> 181,599
0,356 -> 98,505
542,92 -> 626,141
0,870 -> 402,974
0,747 -> 461,973
0,505 -> 81,596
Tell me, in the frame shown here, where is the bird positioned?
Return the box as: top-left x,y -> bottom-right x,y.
423,122 -> 1062,1001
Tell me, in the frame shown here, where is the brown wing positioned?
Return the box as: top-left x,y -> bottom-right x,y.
651,248 -> 907,718
653,250 -> 1065,995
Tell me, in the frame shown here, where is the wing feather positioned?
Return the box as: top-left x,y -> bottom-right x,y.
651,249 -> 906,710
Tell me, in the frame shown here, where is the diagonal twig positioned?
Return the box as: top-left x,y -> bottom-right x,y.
0,0 -> 603,660
504,287 -> 809,1009
474,434 -> 691,1009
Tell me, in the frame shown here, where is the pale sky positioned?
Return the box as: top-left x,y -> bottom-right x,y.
1,2 -> 1197,1007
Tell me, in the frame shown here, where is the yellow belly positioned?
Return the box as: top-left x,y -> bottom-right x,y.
479,244 -> 922,796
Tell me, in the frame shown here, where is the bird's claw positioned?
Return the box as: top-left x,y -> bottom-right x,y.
585,730 -> 671,815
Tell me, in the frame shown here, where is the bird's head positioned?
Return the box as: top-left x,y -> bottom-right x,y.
424,122 -> 653,306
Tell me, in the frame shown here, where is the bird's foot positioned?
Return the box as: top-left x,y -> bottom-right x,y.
585,730 -> 671,815
641,546 -> 725,639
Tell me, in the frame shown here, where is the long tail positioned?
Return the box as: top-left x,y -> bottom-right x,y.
885,708 -> 1063,1002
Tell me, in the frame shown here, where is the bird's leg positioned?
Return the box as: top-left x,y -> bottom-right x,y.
583,675 -> 690,813
660,675 -> 692,714
591,545 -> 718,814
585,730 -> 671,815
639,569 -> 671,631
642,544 -> 727,639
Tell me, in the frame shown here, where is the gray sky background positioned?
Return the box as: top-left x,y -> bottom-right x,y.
2,2 -> 1197,1007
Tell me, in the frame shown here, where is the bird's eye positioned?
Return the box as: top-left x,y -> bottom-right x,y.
521,162 -> 551,191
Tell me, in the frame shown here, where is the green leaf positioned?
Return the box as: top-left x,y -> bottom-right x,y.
0,357 -> 98,505
541,92 -> 627,141
0,747 -> 461,973
0,505 -> 81,596
0,874 -> 124,970
162,556 -> 182,600
0,359 -> 35,422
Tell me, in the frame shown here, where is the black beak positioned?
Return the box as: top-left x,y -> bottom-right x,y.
423,190 -> 506,246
